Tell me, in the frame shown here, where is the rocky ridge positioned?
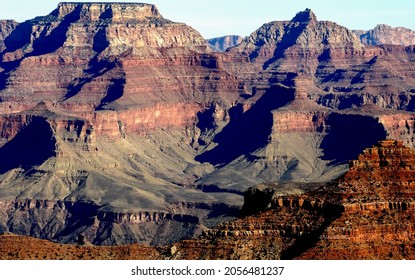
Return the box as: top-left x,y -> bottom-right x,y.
354,24 -> 415,46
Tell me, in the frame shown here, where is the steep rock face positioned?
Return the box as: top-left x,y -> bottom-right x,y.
0,2 -> 208,103
231,9 -> 362,66
295,140 -> 415,259
207,35 -> 244,52
57,2 -> 162,21
227,10 -> 415,112
355,24 -> 415,46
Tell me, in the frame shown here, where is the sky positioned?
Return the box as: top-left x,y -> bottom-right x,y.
0,0 -> 415,39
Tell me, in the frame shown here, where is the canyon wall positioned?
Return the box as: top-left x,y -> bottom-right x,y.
1,4 -> 415,247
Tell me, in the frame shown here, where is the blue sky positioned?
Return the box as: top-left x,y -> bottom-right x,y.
1,0 -> 414,38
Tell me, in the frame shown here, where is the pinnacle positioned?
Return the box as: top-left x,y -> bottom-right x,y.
291,8 -> 317,23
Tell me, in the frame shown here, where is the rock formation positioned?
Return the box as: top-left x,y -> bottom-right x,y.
354,24 -> 415,46
1,4 -> 415,248
207,35 -> 243,52
170,140 -> 415,260
0,2 -> 242,246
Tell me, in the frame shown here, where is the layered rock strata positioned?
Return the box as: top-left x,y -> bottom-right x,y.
2,4 -> 415,247
175,140 -> 415,259
0,2 -> 242,245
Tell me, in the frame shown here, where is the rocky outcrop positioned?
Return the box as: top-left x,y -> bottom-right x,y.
354,24 -> 415,46
231,9 -> 362,63
207,35 -> 243,52
56,2 -> 162,21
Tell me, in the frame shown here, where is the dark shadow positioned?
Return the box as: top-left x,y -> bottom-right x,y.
63,58 -> 117,101
31,8 -> 82,56
200,55 -> 219,69
196,106 -> 218,133
96,76 -> 126,109
0,21 -> 32,90
320,113 -> 387,165
2,21 -> 33,54
317,48 -> 331,62
93,28 -> 110,54
99,7 -> 113,20
197,184 -> 244,196
53,201 -> 99,242
0,60 -> 22,91
0,7 -> 82,90
319,69 -> 348,84
262,22 -> 309,70
207,204 -> 241,219
0,118 -> 56,173
407,95 -> 415,111
63,17 -> 120,102
196,85 -> 295,165
280,202 -> 344,259
350,56 -> 377,84
337,94 -> 364,109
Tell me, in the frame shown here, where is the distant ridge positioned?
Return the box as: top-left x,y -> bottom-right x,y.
354,24 -> 415,46
207,35 -> 243,52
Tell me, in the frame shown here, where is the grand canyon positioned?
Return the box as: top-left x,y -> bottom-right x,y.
1,2 -> 415,259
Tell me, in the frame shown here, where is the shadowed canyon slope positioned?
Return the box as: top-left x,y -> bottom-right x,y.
1,4 -> 415,246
